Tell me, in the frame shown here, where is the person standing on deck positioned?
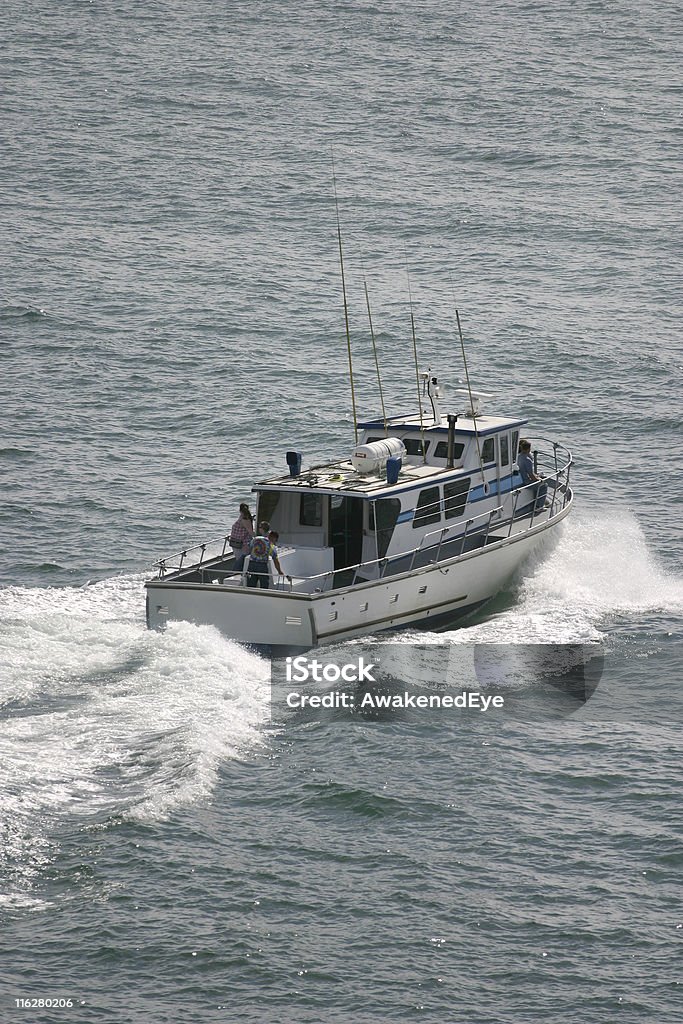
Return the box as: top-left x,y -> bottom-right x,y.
230,503 -> 254,571
247,521 -> 290,588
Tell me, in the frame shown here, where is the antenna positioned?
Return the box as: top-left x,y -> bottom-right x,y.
363,276 -> 388,437
406,258 -> 427,463
332,152 -> 358,444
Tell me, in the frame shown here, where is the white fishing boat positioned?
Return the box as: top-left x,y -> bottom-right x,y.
145,373 -> 573,649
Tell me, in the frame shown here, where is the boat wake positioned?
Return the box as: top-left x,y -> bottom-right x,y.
0,574 -> 270,910
401,509 -> 683,645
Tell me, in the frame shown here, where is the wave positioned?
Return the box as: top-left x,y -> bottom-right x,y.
0,574 -> 270,910
397,510 -> 683,645
0,304 -> 49,321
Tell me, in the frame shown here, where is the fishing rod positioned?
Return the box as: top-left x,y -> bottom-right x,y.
363,275 -> 388,437
454,304 -> 488,493
331,153 -> 358,444
406,259 -> 427,463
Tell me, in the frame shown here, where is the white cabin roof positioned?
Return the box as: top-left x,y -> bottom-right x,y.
254,407 -> 528,500
358,412 -> 527,436
255,459 -> 455,499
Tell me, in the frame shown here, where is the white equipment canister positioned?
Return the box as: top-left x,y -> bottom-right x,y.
351,437 -> 406,475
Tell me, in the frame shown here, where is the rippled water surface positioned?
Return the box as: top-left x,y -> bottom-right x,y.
1,1 -> 682,1021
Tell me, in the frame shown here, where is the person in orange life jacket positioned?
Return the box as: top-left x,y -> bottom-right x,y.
247,521 -> 291,588
230,502 -> 254,570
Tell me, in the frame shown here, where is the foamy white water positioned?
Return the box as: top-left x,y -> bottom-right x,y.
0,574 -> 270,908
394,509 -> 683,646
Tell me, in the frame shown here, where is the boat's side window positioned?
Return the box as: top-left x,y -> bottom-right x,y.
499,434 -> 510,467
404,438 -> 429,456
444,478 -> 470,519
481,438 -> 495,464
366,436 -> 383,444
413,486 -> 441,528
433,441 -> 465,461
511,430 -> 520,464
299,493 -> 323,527
369,498 -> 401,558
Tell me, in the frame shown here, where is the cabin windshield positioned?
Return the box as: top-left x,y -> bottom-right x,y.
256,490 -> 281,525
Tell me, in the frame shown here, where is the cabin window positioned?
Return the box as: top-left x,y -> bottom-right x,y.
512,430 -> 520,462
434,441 -> 465,461
369,498 -> 401,558
413,486 -> 441,528
299,493 -> 323,527
367,436 -> 383,444
444,478 -> 470,519
404,438 -> 429,456
499,434 -> 510,467
257,490 -> 281,526
481,437 -> 495,463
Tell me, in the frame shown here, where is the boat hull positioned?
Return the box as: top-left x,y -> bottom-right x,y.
145,500 -> 571,649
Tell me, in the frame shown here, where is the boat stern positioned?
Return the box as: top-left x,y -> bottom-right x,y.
144,579 -> 317,648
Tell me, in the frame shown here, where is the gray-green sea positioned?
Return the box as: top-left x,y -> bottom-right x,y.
1,2 -> 682,1021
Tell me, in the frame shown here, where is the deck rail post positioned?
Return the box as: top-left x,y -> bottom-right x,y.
508,491 -> 519,537
410,538 -> 424,571
548,468 -> 559,516
484,511 -> 494,544
564,463 -> 572,507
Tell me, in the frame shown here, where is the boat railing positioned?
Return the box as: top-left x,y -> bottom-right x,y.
293,504 -> 508,594
528,437 -> 572,479
408,506 -> 502,569
525,440 -> 573,526
153,533 -> 233,579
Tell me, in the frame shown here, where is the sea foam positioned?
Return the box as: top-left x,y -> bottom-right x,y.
400,509 -> 683,645
0,574 -> 270,909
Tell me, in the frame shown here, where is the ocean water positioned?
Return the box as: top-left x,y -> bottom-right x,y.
1,1 -> 682,1021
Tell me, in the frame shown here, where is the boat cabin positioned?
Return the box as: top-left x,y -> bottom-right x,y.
252,392 -> 528,584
